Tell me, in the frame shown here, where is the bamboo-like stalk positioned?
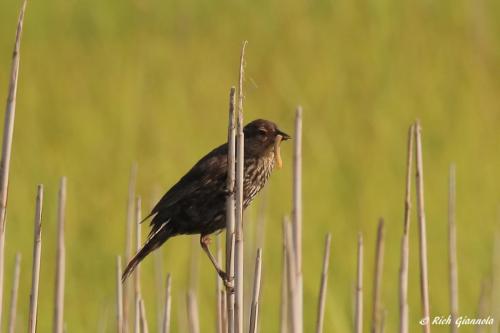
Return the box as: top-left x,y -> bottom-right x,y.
414,121 -> 431,333
139,298 -> 149,333
225,86 -> 237,333
284,220 -> 299,333
153,241 -> 164,331
234,40 -> 248,333
0,1 -> 28,327
216,236 -> 224,333
162,273 -> 172,333
380,309 -> 387,333
280,223 -> 288,333
53,176 -> 67,333
292,106 -> 303,333
7,253 -> 21,333
221,289 -> 227,333
399,123 -> 414,333
28,185 -> 43,333
371,219 -> 385,333
354,233 -> 363,333
134,197 -> 142,333
315,233 -> 332,333
117,256 -> 124,333
249,248 -> 263,333
187,290 -> 200,333
448,164 -> 458,333
124,163 -> 137,333
134,298 -> 140,333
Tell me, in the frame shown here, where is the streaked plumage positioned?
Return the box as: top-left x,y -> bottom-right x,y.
122,119 -> 290,281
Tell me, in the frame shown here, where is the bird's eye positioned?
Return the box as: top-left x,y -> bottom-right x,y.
258,128 -> 267,136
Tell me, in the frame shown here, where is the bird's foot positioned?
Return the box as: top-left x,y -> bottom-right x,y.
219,270 -> 235,293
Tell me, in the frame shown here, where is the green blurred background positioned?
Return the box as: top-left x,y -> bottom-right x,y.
1,0 -> 500,331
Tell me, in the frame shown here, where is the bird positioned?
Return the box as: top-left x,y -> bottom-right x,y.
122,119 -> 290,285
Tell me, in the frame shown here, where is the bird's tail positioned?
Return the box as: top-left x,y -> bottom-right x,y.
122,226 -> 171,282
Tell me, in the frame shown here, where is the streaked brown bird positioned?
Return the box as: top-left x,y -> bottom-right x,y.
122,119 -> 290,285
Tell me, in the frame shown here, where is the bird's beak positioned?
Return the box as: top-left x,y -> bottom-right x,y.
277,129 -> 291,141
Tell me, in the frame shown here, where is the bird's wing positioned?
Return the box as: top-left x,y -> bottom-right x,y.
147,143 -> 228,224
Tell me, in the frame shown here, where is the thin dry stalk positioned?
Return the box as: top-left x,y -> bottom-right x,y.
124,163 -> 137,333
134,298 -> 140,333
280,225 -> 288,333
235,40 -> 248,333
371,219 -> 385,333
162,273 -> 172,333
475,279 -> 490,333
0,1 -> 28,326
154,249 -> 164,330
315,233 -> 332,333
7,253 -> 21,333
284,220 -> 299,333
292,106 -> 303,333
226,86 -> 237,333
249,248 -> 263,333
448,164 -> 458,333
28,185 -> 43,333
216,236 -> 224,333
399,123 -> 414,333
116,256 -> 124,333
53,176 -> 67,333
221,289 -> 228,333
139,298 -> 149,333
414,121 -> 431,333
354,233 -> 363,333
134,197 -> 142,333
187,290 -> 200,333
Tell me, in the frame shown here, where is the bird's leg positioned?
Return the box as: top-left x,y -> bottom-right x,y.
200,234 -> 234,292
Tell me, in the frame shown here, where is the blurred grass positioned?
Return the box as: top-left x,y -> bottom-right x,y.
0,0 -> 500,331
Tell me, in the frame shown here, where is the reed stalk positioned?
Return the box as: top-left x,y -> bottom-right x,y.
280,223 -> 288,333
249,248 -> 263,333
371,219 -> 385,333
315,233 -> 332,333
6,253 -> 21,333
399,123 -> 414,333
28,185 -> 43,333
117,256 -> 124,333
124,163 -> 137,333
187,290 -> 200,333
225,86 -> 236,333
284,219 -> 299,333
414,121 -> 431,333
162,273 -> 171,333
0,1 -> 28,326
234,40 -> 248,333
139,298 -> 149,333
134,197 -> 142,333
292,106 -> 303,333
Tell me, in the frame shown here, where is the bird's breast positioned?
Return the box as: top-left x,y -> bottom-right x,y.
242,152 -> 275,208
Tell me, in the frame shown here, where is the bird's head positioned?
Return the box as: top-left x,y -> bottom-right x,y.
243,119 -> 291,158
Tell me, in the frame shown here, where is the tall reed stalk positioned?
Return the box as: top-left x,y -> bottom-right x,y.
28,185 -> 43,333
234,40 -> 248,333
0,1 -> 28,326
399,123 -> 414,333
292,106 -> 303,333
6,253 -> 21,333
414,122 -> 431,333
225,86 -> 236,333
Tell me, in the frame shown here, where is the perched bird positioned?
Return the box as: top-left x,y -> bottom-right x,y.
122,119 -> 290,284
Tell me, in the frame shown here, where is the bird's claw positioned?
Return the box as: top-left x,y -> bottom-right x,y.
219,271 -> 235,293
